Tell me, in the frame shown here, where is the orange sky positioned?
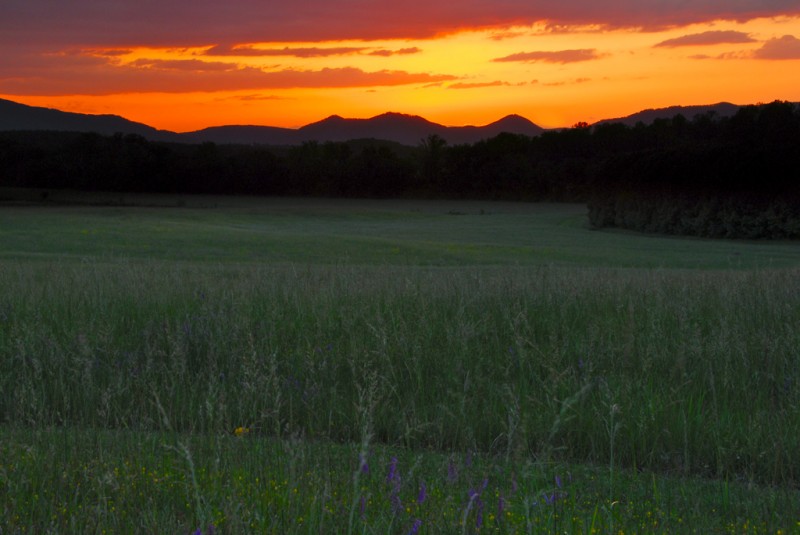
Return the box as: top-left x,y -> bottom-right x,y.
2,2 -> 800,131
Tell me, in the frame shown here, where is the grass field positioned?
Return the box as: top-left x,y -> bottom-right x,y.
1,196 -> 799,533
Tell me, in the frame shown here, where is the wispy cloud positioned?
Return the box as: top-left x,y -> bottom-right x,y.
0,62 -> 457,95
3,1 -> 799,48
129,58 -> 247,72
493,49 -> 601,64
542,77 -> 592,86
449,80 -> 512,89
205,44 -> 422,58
205,45 -> 367,57
753,34 -> 800,59
367,47 -> 422,56
654,30 -> 756,47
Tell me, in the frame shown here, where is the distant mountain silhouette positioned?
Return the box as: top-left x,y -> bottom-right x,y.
0,98 -> 180,142
593,103 -> 741,127
0,97 -> 787,146
0,98 -> 542,146
188,112 -> 544,146
182,124 -> 296,145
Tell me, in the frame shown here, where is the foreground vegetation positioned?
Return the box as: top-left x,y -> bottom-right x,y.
1,199 -> 799,532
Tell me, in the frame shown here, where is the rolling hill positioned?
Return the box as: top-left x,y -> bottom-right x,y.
0,97 -> 776,146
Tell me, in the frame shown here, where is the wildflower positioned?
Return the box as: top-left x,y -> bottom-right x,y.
417,482 -> 427,504
359,453 -> 370,474
390,491 -> 403,515
555,474 -> 562,489
408,519 -> 422,535
359,495 -> 366,520
234,426 -> 249,437
447,460 -> 458,484
386,457 -> 400,484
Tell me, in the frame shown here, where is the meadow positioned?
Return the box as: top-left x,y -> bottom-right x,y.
1,195 -> 799,533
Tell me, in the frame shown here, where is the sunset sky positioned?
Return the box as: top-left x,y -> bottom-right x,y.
2,1 -> 800,132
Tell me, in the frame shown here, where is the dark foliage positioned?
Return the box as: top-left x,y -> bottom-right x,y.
1,101 -> 798,238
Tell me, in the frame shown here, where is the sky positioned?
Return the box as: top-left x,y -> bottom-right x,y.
2,1 -> 800,132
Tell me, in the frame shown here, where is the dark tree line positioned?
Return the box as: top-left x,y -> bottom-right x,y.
1,101 -> 798,238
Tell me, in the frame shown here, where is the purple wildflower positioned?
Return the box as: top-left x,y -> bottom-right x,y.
417,482 -> 427,504
408,519 -> 422,535
465,451 -> 473,467
359,495 -> 366,520
447,460 -> 458,484
555,474 -> 562,489
386,457 -> 400,484
497,494 -> 505,518
543,492 -> 556,506
390,491 -> 403,515
359,453 -> 370,475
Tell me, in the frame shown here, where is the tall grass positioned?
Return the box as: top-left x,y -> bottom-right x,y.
2,260 -> 798,488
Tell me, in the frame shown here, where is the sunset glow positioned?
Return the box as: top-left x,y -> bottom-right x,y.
2,2 -> 800,131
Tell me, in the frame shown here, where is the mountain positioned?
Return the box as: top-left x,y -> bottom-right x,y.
182,124 -> 296,145
0,98 -> 180,142
593,102 -> 742,127
188,112 -> 544,146
0,98 -> 543,146
0,97 -> 782,146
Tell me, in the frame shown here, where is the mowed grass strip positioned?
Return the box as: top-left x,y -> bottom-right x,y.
2,198 -> 799,267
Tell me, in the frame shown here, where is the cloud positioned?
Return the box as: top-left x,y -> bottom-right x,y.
3,1 -> 800,48
0,61 -> 457,95
449,80 -> 512,89
367,47 -> 422,56
753,34 -> 800,59
542,77 -> 591,86
493,49 -> 601,63
654,30 -> 756,47
205,45 -> 367,57
129,58 -> 248,72
205,45 -> 421,58
490,30 -> 529,41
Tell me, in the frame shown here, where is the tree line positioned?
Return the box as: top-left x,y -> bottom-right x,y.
1,100 -> 798,238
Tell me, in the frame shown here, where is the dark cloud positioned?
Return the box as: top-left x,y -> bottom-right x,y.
0,62 -> 458,95
448,80 -> 511,89
205,45 -> 367,57
753,34 -> 800,59
654,30 -> 756,47
205,45 -> 422,58
367,47 -> 422,56
2,1 -> 799,48
493,49 -> 601,63
542,77 -> 592,86
129,58 -> 247,72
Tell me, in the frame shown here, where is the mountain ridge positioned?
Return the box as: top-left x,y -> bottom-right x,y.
0,97 -> 774,146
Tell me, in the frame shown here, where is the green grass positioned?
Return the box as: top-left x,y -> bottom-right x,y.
2,196 -> 800,268
1,196 -> 799,533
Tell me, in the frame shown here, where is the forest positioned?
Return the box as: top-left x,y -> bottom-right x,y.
1,100 -> 798,239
